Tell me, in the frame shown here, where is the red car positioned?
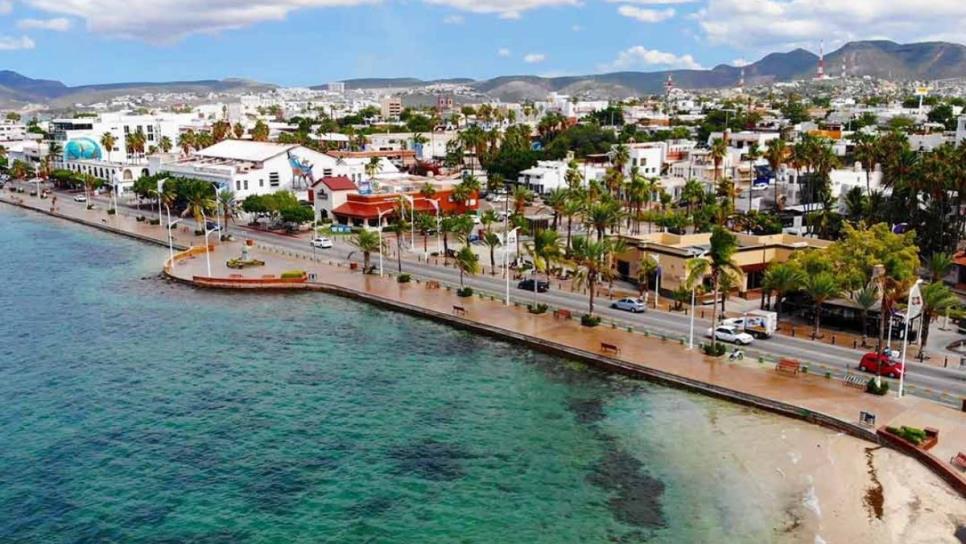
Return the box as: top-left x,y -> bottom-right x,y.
858,352 -> 905,378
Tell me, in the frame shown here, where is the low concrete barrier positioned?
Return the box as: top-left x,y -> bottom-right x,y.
877,428 -> 966,497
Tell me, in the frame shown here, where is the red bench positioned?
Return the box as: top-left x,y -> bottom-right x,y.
952,452 -> 966,471
553,309 -> 572,320
452,305 -> 466,317
600,342 -> 621,355
775,359 -> 801,376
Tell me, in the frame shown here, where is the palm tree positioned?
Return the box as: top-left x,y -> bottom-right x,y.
570,236 -> 611,317
394,196 -> 410,273
512,185 -> 533,215
351,229 -> 381,273
217,189 -> 236,234
610,144 -> 630,175
851,132 -> 879,196
80,173 -> 102,203
586,199 -> 620,241
926,252 -> 953,282
251,121 -> 270,142
762,263 -> 804,321
480,209 -> 499,232
637,253 -> 658,301
182,180 -> 215,228
562,197 -> 583,251
159,136 -> 173,154
100,132 -> 116,163
527,229 -> 562,302
764,138 -> 786,210
710,137 -> 728,181
543,187 -> 568,231
482,231 -> 502,275
415,212 -> 436,255
177,131 -> 195,156
918,281 -> 958,352
454,245 -> 480,288
364,157 -> 381,180
801,272 -> 840,338
233,123 -> 245,139
685,226 -> 740,346
853,284 -> 879,344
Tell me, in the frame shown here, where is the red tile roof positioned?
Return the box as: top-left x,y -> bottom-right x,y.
313,176 -> 357,191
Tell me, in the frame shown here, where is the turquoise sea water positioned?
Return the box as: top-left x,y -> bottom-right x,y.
0,207 -> 806,543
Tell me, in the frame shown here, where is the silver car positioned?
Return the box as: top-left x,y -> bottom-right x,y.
611,297 -> 646,313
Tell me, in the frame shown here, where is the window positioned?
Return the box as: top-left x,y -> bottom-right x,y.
244,180 -> 249,190
317,189 -> 328,201
323,168 -> 332,177
236,180 -> 241,190
269,172 -> 279,187
259,179 -> 264,187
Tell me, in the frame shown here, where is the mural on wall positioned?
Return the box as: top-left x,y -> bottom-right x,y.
64,138 -> 103,161
288,151 -> 314,191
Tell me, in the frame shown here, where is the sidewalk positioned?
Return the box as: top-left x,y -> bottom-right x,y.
168,239 -> 966,480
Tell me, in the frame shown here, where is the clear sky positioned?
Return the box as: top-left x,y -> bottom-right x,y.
0,0 -> 962,86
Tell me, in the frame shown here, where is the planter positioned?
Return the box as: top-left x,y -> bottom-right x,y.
580,314 -> 601,327
457,287 -> 473,297
397,273 -> 412,283
246,239 -> 255,246
528,303 -> 548,315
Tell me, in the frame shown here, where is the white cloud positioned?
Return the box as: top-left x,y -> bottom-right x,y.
0,1 -> 12,14
523,52 -> 546,63
571,24 -> 582,31
22,0 -> 380,42
599,45 -> 702,71
617,5 -> 675,23
442,14 -> 464,23
731,58 -> 749,67
497,47 -> 511,56
695,0 -> 966,51
0,35 -> 36,50
422,0 -> 579,19
18,17 -> 72,31
607,0 -> 693,3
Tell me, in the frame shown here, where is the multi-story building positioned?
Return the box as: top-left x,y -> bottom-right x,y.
0,122 -> 27,142
52,112 -> 194,166
380,97 -> 402,120
517,160 -> 606,194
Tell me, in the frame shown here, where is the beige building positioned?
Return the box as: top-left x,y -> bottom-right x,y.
614,232 -> 832,296
380,97 -> 402,120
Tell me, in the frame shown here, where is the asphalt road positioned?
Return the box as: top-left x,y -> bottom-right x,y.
32,184 -> 966,406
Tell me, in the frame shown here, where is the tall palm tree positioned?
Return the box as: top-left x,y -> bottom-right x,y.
586,199 -> 620,241
851,132 -> 879,196
710,137 -> 728,182
415,212 -> 436,255
351,229 -> 381,273
512,185 -> 533,215
177,131 -> 195,156
217,189 -> 236,234
482,231 -> 502,275
764,138 -> 786,210
918,281 -> 958,352
159,136 -> 173,154
100,132 -> 117,163
853,284 -> 879,344
685,226 -> 740,347
610,144 -> 630,175
926,252 -> 953,282
570,236 -> 611,317
365,157 -> 381,180
637,253 -> 658,301
527,229 -> 562,302
801,272 -> 840,338
543,187 -> 568,231
80,173 -> 102,203
182,180 -> 215,228
454,245 -> 480,288
762,263 -> 804,321
394,196 -> 410,273
562,197 -> 583,252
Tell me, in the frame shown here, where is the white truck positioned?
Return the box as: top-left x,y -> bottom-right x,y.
722,310 -> 778,339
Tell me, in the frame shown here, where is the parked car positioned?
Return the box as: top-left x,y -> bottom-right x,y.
611,297 -> 646,313
205,221 -> 222,231
311,236 -> 333,249
517,279 -> 549,293
73,194 -> 87,202
706,325 -> 754,345
858,352 -> 905,378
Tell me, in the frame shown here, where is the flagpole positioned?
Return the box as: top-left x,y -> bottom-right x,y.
897,280 -> 922,399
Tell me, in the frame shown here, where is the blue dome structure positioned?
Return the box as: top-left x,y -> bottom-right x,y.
64,137 -> 103,161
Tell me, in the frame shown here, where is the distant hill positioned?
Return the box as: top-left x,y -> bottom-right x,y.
0,40 -> 963,108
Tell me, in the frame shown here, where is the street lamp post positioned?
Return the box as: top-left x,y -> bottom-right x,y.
688,286 -> 697,350
376,207 -> 391,277
200,209 -> 213,278
504,226 -> 520,306
402,194 -> 416,250
898,279 -> 923,399
166,218 -> 181,266
428,198 -> 442,255
155,178 -> 167,226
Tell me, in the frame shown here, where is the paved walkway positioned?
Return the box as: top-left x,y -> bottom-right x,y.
170,239 -> 966,476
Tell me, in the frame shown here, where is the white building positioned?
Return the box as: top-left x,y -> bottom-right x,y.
956,116 -> 966,146
517,160 -> 606,194
0,122 -> 27,142
365,131 -> 458,160
618,142 -> 665,177
52,112 -> 195,166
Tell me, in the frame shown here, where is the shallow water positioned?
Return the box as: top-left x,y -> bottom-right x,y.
1,206 -> 819,542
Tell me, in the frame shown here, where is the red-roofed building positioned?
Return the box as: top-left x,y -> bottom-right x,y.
332,189 -> 478,228
310,176 -> 358,220
954,251 -> 966,289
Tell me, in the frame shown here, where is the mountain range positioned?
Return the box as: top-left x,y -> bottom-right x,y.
1,40 -> 964,108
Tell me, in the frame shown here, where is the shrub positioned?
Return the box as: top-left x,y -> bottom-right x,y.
701,343 -> 727,357
580,314 -> 601,327
149,218 -> 161,225
106,208 -> 116,215
528,303 -> 548,314
887,426 -> 927,445
86,204 -> 94,210
280,270 -> 305,279
194,229 -> 205,236
136,216 -> 145,222
457,287 -> 473,297
865,378 -> 890,396
397,273 -> 411,283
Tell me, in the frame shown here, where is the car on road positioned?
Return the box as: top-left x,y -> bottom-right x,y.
706,325 -> 754,345
611,297 -> 646,313
205,221 -> 222,231
311,237 -> 333,249
73,194 -> 87,202
517,279 -> 549,293
858,352 -> 905,378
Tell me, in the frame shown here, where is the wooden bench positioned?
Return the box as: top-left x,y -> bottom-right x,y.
775,358 -> 801,376
843,374 -> 866,389
426,280 -> 440,289
600,342 -> 621,355
951,452 -> 966,471
553,309 -> 572,320
452,305 -> 466,316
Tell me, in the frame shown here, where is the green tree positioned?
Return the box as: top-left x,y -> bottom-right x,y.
686,226 -> 740,346
853,284 -> 879,343
527,229 -> 562,302
100,132 -> 117,163
454,245 -> 480,288
801,272 -> 840,338
637,253 -> 658,300
351,229 -> 381,273
217,189 -> 237,233
482,231 -> 502,275
570,236 -> 611,317
919,282 -> 959,351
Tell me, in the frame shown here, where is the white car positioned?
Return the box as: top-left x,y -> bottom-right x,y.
707,325 -> 754,345
311,237 -> 333,249
73,194 -> 87,202
611,297 -> 646,313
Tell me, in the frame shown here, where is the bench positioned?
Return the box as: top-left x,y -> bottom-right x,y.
600,342 -> 621,355
452,305 -> 466,316
921,427 -> 939,451
952,452 -> 966,471
426,280 -> 440,289
261,274 -> 275,279
775,358 -> 801,376
553,309 -> 572,320
843,374 -> 866,389
229,274 -> 244,279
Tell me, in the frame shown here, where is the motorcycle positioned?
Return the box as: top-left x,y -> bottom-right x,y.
728,349 -> 745,361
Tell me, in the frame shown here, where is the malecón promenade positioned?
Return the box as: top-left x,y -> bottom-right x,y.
2,189 -> 965,497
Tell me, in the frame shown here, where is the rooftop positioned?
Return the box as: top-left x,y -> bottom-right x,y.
195,140 -> 297,163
